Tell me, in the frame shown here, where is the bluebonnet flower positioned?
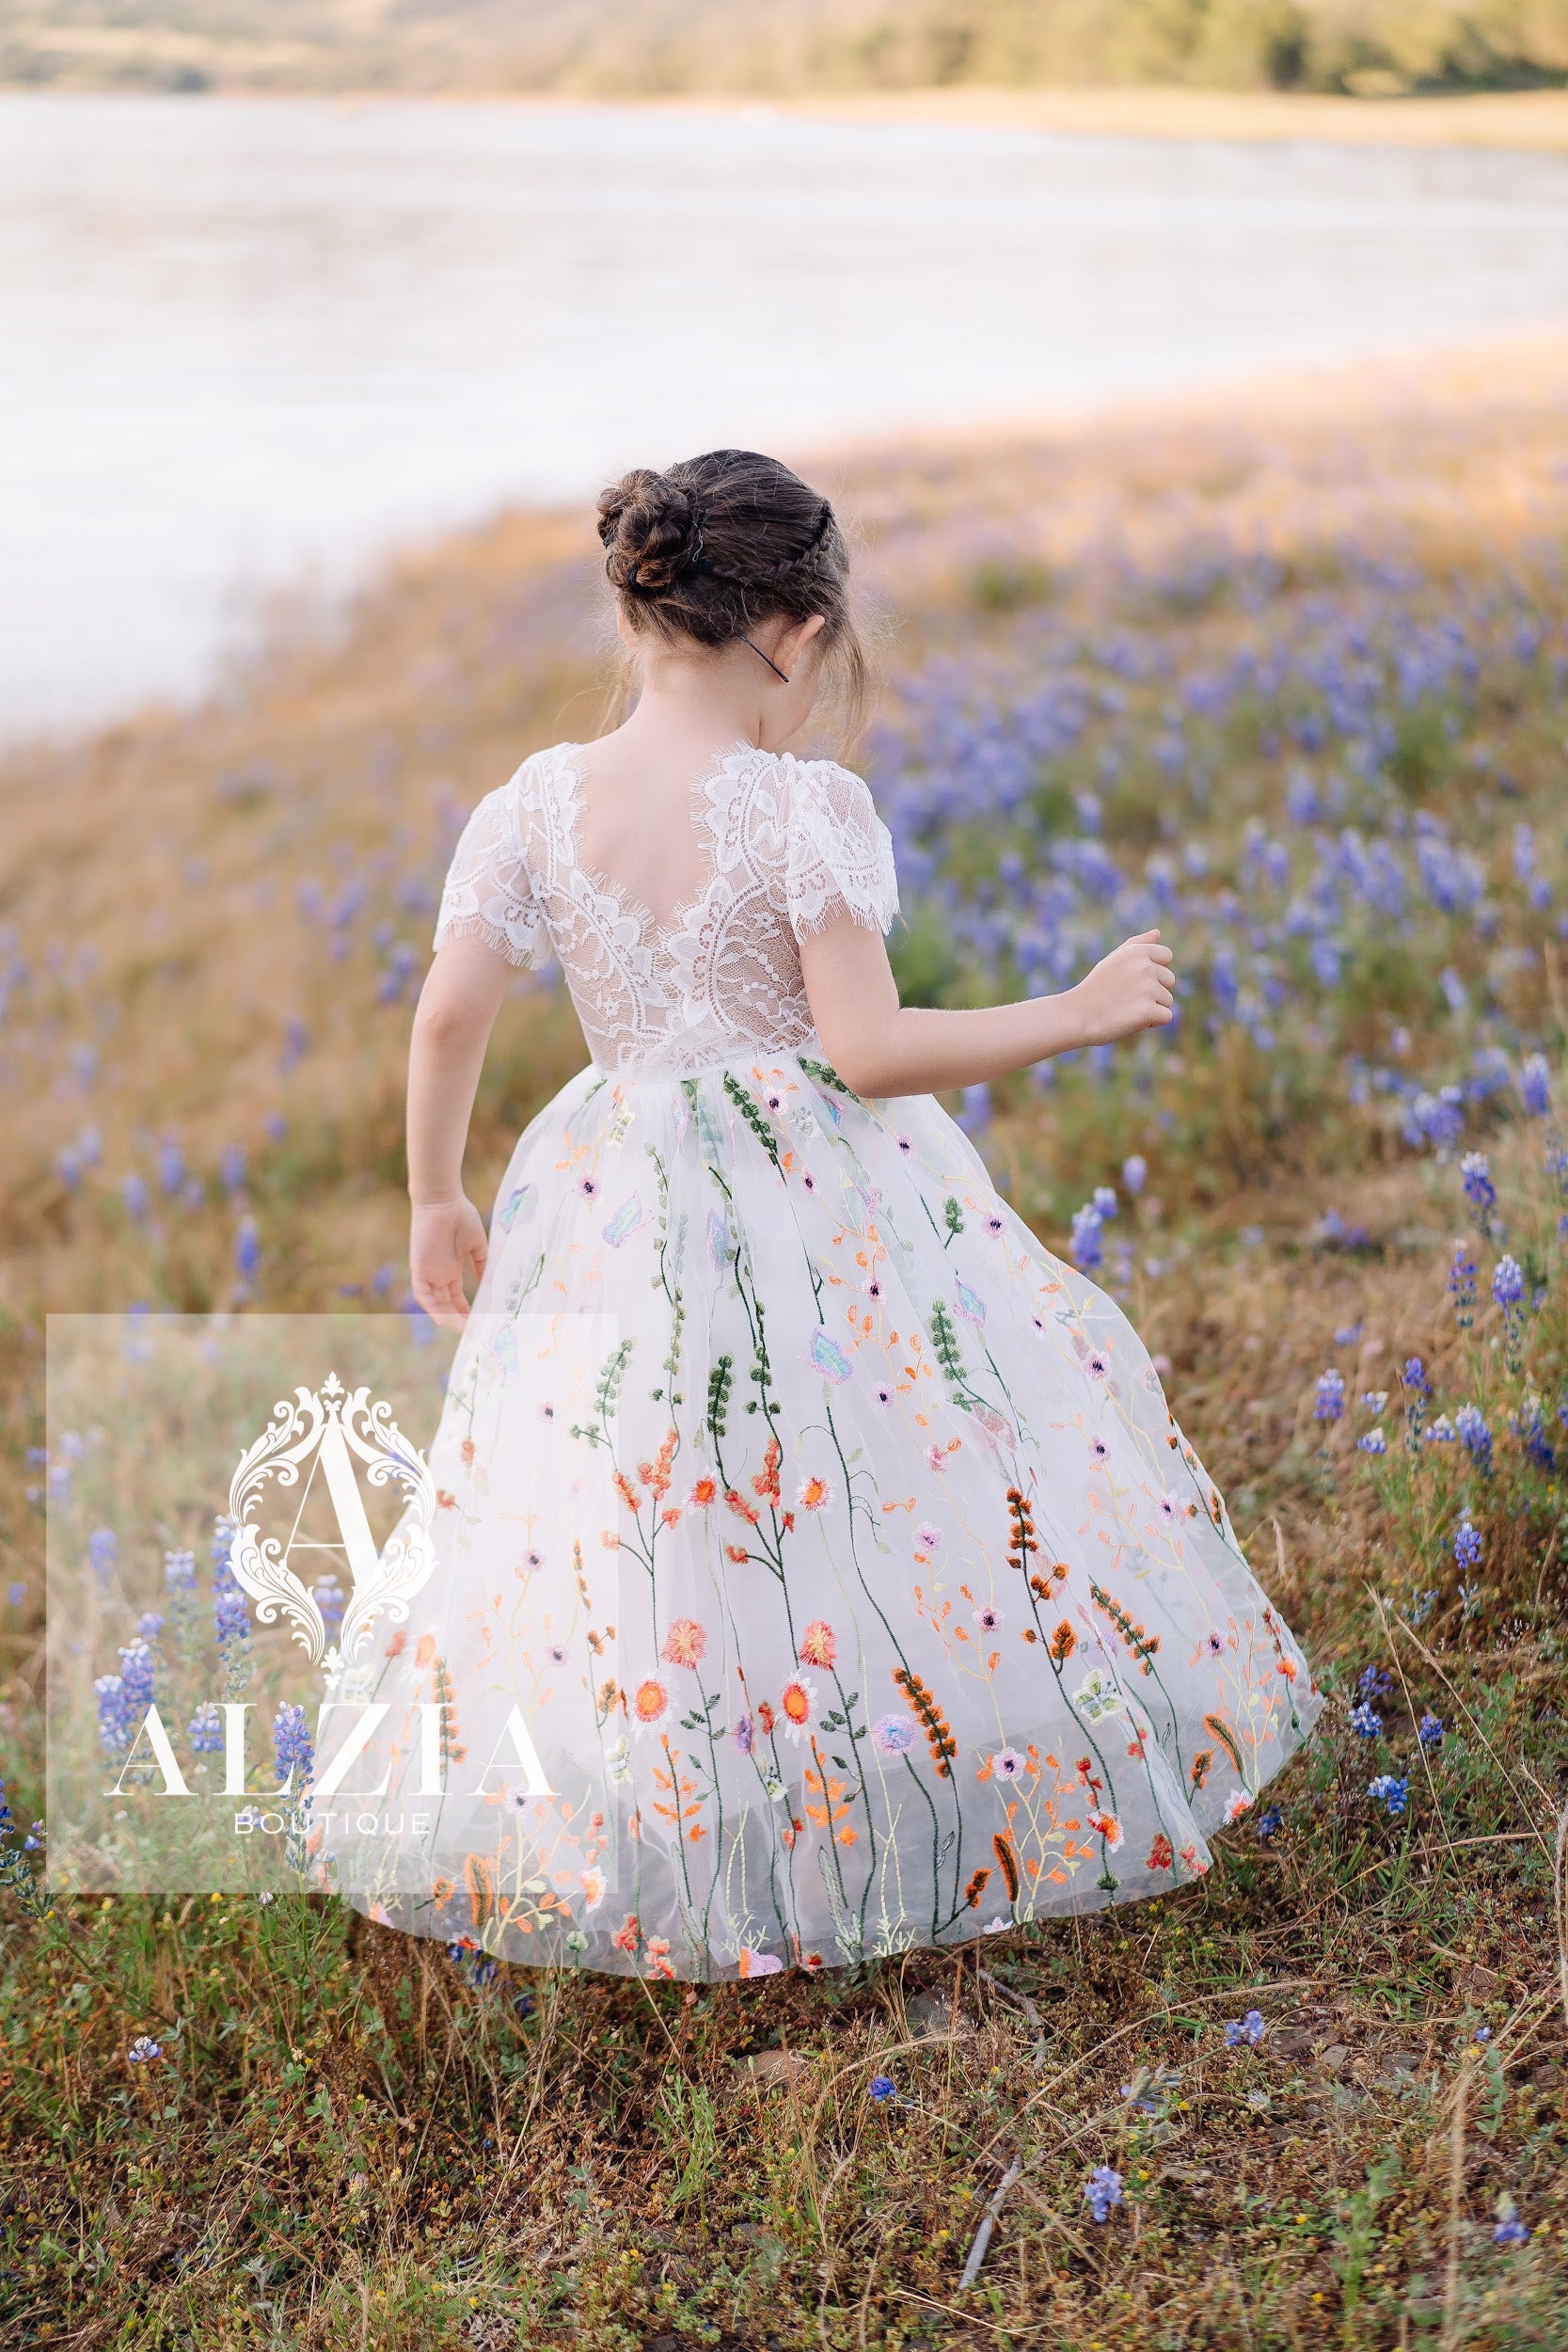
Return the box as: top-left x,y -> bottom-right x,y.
1255,1807 -> 1284,1840
128,2036 -> 162,2064
1349,1702 -> 1383,1739
164,1548 -> 197,1595
1491,1256 -> 1524,1311
1092,1184 -> 1118,1219
1121,1154 -> 1148,1195
1225,2010 -> 1267,2047
88,1527 -> 117,1585
1425,1414 -> 1458,1446
1401,1357 -> 1431,1447
1520,1056 -> 1550,1119
1454,1404 -> 1493,1476
121,1172 -> 150,1221
1418,1712 -> 1445,1749
1314,1369 -> 1346,1423
1069,1202 -> 1104,1273
1357,1427 -> 1386,1454
220,1143 -> 247,1192
1448,1241 -> 1478,1327
1357,1665 -> 1394,1703
1084,2164 -> 1124,2222
135,1611 -> 165,1643
1453,1519 -> 1481,1571
157,1138 -> 184,1196
235,1217 -> 261,1284
273,1702 -> 313,1796
312,1576 -> 346,1637
1439,967 -> 1467,1015
956,1082 -> 990,1136
1516,1392 -> 1556,1472
868,2074 -> 898,2104
6,1582 -> 24,1609
264,1113 -> 286,1142
188,1702 -> 224,1754
1368,1774 -> 1409,1816
1460,1152 -> 1496,1215
1493,2200 -> 1529,2246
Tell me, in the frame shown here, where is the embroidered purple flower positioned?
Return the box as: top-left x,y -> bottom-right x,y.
871,1713 -> 915,1756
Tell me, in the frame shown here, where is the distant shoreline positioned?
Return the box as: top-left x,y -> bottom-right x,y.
7,78 -> 1568,153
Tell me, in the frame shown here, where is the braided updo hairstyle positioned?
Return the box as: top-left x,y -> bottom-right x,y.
595,450 -> 868,740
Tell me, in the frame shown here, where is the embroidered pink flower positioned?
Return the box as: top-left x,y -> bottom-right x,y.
632,1677 -> 669,1725
799,1619 -> 837,1668
661,1618 -> 706,1669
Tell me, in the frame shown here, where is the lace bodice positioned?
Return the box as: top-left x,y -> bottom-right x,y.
433,740 -> 899,1078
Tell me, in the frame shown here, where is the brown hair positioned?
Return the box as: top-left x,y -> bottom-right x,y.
594,450 -> 869,744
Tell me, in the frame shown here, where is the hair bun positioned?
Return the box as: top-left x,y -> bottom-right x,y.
595,469 -> 705,595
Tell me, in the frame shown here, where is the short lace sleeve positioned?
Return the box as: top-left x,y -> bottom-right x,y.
784,759 -> 899,938
432,769 -> 547,967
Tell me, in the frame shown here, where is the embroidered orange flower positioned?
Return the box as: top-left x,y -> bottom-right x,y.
780,1677 -> 817,1738
687,1475 -> 718,1507
415,1633 -> 436,1669
757,1700 -> 776,1734
1148,1835 -> 1174,1870
724,1487 -> 761,1526
632,1677 -> 669,1724
611,1912 -> 640,1953
796,1473 -> 832,1512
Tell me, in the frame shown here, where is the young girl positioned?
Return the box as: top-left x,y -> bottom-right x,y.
328,450 -> 1320,1981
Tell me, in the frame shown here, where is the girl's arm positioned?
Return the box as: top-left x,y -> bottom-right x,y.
406,939 -> 514,1327
798,918 -> 1174,1097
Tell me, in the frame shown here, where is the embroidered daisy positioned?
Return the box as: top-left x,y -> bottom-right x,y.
686,1475 -> 718,1507
1087,1809 -> 1124,1851
1223,1788 -> 1252,1825
631,1677 -> 669,1728
796,1472 -> 832,1512
578,1866 -> 606,1910
778,1676 -> 819,1741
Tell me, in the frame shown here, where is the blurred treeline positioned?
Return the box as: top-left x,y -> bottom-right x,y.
4,0 -> 1567,100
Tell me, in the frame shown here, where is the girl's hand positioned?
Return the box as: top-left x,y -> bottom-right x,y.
409,1197 -> 488,1328
1069,931 -> 1176,1046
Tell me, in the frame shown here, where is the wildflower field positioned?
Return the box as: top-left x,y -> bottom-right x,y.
6,336 -> 1568,2346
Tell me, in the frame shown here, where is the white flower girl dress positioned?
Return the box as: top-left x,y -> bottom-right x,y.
323,739 -> 1320,1980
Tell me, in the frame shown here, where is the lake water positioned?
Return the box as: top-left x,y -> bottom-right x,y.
6,90 -> 1568,738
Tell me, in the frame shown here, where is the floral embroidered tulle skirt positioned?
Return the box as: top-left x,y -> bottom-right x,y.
321,1050 -> 1322,1980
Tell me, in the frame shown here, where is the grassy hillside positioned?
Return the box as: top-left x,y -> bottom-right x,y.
4,0 -> 1568,99
4,339 -> 1568,2341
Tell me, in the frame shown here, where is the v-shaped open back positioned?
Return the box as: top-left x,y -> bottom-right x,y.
433,739 -> 901,1080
